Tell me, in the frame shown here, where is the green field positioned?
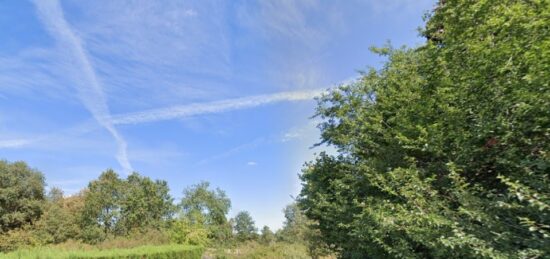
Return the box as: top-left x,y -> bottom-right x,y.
0,244 -> 203,259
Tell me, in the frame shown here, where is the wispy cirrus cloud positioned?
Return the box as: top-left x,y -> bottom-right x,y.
33,0 -> 132,173
0,77 -> 354,151
64,1 -> 233,110
110,89 -> 325,125
0,48 -> 75,101
366,0 -> 436,15
236,0 -> 345,94
0,139 -> 33,148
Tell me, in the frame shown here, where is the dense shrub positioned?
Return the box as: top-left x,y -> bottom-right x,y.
169,218 -> 210,247
0,225 -> 38,252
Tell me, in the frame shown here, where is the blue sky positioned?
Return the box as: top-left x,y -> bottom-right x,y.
0,0 -> 435,230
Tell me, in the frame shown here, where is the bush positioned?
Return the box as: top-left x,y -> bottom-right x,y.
169,218 -> 210,247
0,226 -> 38,252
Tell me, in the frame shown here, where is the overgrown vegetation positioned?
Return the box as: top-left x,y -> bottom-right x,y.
205,241 -> 311,259
299,0 -> 549,258
1,0 -> 548,258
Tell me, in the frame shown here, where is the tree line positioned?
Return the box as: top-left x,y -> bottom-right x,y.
0,161 -> 323,255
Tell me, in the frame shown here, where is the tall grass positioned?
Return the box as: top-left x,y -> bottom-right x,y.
1,244 -> 203,259
205,241 -> 309,259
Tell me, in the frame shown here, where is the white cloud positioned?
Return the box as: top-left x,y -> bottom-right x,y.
236,0 -> 347,95
33,0 -> 133,173
0,139 -> 33,148
247,161 -> 257,166
0,76 -> 356,154
110,89 -> 325,125
238,0 -> 329,47
0,49 -> 73,101
183,9 -> 198,17
65,1 -> 232,109
282,132 -> 301,143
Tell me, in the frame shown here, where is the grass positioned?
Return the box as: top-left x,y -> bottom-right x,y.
0,244 -> 204,259
204,241 -> 335,259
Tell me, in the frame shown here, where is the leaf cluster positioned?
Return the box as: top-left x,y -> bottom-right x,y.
299,0 -> 549,258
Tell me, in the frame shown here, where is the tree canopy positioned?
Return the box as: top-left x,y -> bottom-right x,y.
233,211 -> 257,241
179,181 -> 232,241
80,170 -> 175,242
299,0 -> 549,258
0,160 -> 45,233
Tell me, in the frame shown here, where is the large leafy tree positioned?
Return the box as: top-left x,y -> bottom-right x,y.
179,181 -> 232,241
81,169 -> 124,239
233,211 -> 257,241
80,170 -> 175,241
299,0 -> 549,258
0,160 -> 45,233
120,173 -> 175,233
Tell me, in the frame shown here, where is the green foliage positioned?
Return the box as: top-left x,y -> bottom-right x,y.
120,173 -> 175,232
299,0 -> 549,258
0,160 -> 45,233
179,181 -> 232,241
169,217 -> 210,247
259,226 -> 275,245
278,203 -> 308,242
2,244 -> 204,259
233,211 -> 257,241
81,169 -> 125,240
32,188 -> 80,244
278,203 -> 332,259
81,170 -> 175,243
0,225 -> 38,252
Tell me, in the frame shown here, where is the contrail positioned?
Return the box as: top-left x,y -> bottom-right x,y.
33,0 -> 133,173
0,89 -> 325,150
110,89 -> 326,125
